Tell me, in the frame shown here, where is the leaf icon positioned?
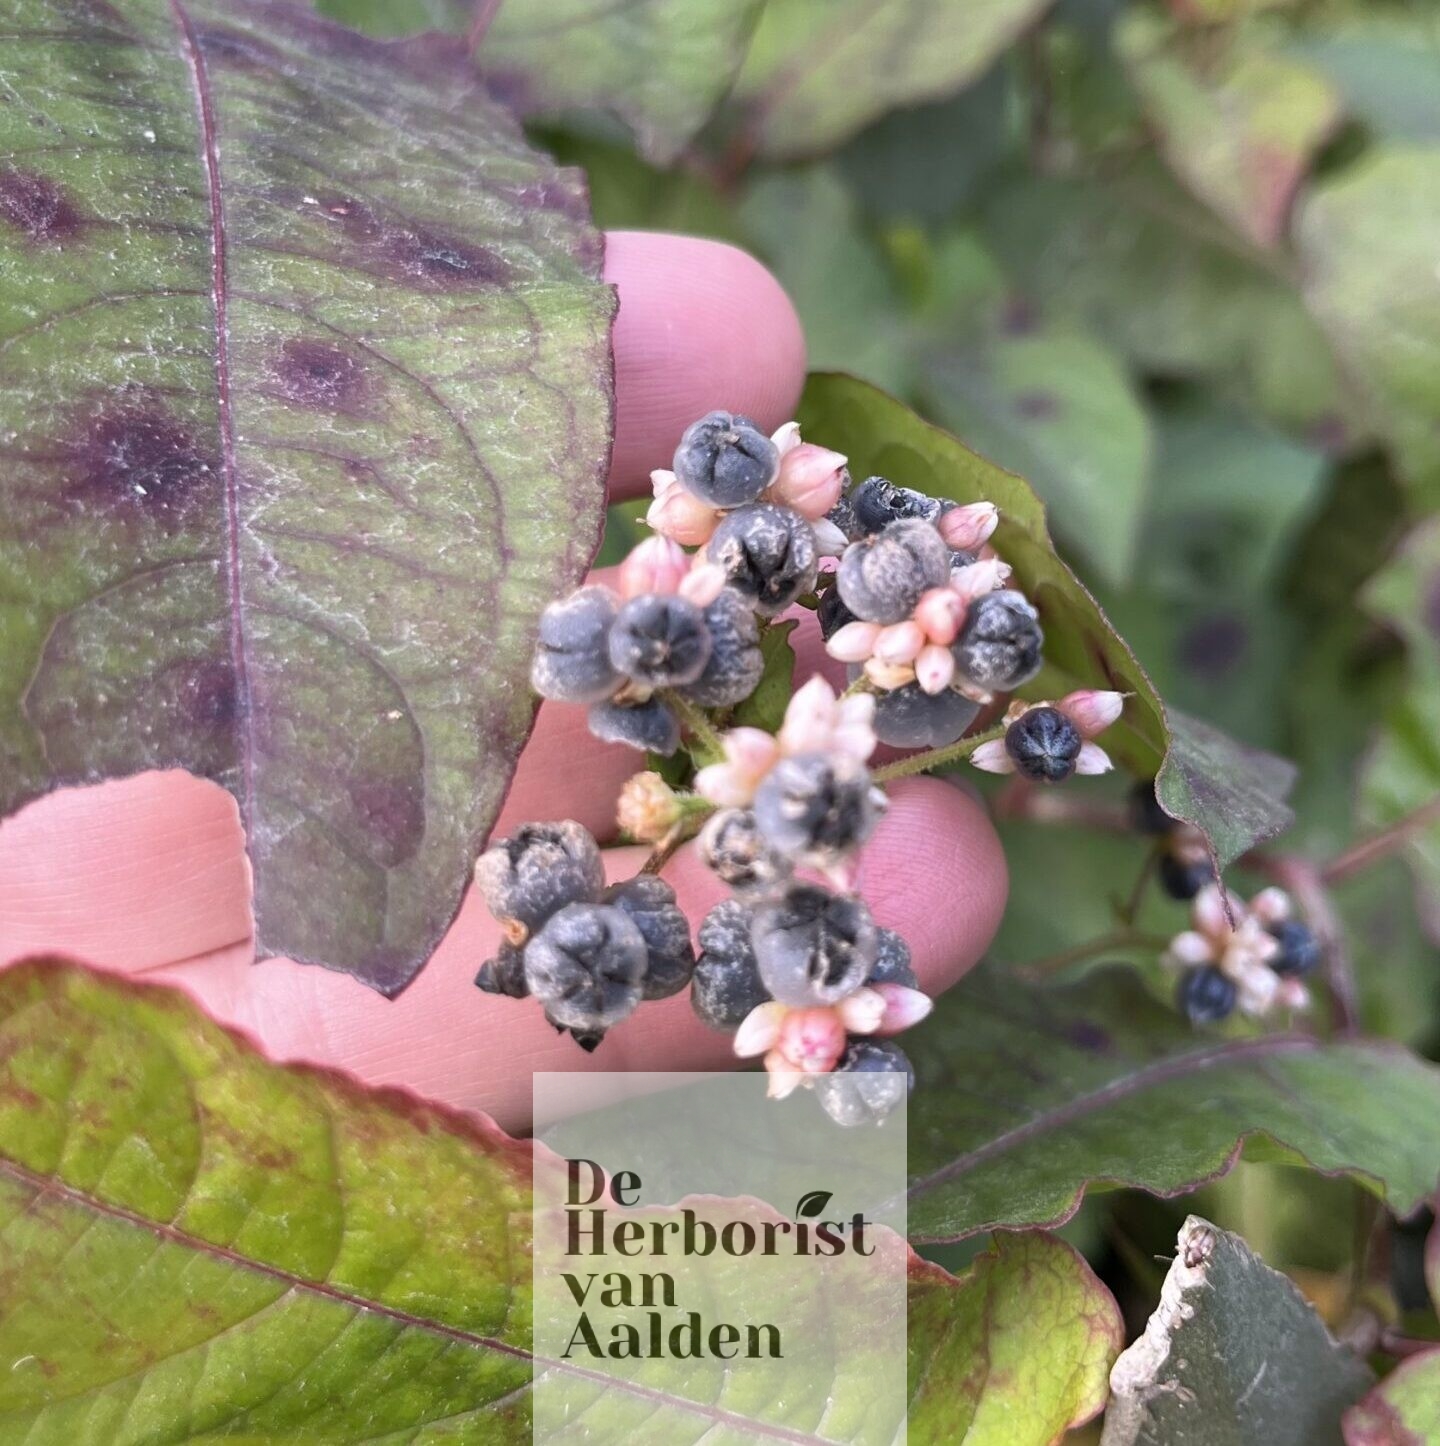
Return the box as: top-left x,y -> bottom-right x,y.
795,1190 -> 832,1219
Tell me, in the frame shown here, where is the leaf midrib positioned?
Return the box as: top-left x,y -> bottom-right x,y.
906,1033 -> 1320,1206
0,1155 -> 843,1446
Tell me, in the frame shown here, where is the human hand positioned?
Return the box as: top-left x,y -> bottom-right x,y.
0,231 -> 1007,1133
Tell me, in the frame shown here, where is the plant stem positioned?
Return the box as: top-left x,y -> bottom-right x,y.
1017,928 -> 1172,980
660,690 -> 726,766
872,721 -> 1008,783
840,676 -> 876,701
1322,793 -> 1440,884
641,825 -> 687,876
1117,844 -> 1160,927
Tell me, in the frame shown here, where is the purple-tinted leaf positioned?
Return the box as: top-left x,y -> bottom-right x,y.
1158,708 -> 1298,868
0,0 -> 616,992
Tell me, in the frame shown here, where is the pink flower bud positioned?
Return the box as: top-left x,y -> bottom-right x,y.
950,557 -> 1009,601
616,771 -> 681,842
1056,689 -> 1125,738
678,560 -> 727,607
826,620 -> 882,663
734,1001 -> 787,1058
1249,887 -> 1291,927
770,421 -> 802,457
872,983 -> 934,1034
647,483 -> 720,546
969,738 -> 1015,774
619,536 -> 690,598
938,500 -> 999,551
837,987 -> 887,1035
1073,741 -> 1114,776
776,1007 -> 848,1073
864,657 -> 916,691
763,1053 -> 808,1100
779,677 -> 839,755
770,443 -> 847,520
1165,931 -> 1214,968
1276,978 -> 1310,1012
915,643 -> 955,695
914,587 -> 966,644
1193,884 -> 1231,941
874,620 -> 925,665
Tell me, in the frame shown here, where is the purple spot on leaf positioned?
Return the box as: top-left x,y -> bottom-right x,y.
0,168 -> 87,244
65,397 -> 217,513
271,339 -> 367,414
307,192 -> 510,291
348,776 -> 424,868
1178,613 -> 1248,681
195,24 -> 287,72
1015,391 -> 1059,421
1065,1021 -> 1112,1053
173,658 -> 241,731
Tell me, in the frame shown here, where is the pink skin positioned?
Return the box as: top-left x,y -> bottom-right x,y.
0,231 -> 1009,1134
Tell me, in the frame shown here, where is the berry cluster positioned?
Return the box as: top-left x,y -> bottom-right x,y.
479,410 -> 1129,1123
1135,787 -> 1320,1024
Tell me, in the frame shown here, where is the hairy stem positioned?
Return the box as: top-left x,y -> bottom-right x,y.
872,721 -> 1008,783
660,690 -> 726,767
1322,793 -> 1440,884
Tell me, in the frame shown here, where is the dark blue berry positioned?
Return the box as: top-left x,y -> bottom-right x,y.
953,590 -> 1043,692
752,753 -> 883,865
1268,919 -> 1321,977
692,900 -> 771,1029
604,875 -> 696,1000
474,821 -> 604,931
1004,706 -> 1082,783
1177,965 -> 1237,1025
587,696 -> 680,755
524,901 -> 648,1032
837,517 -> 950,624
608,594 -> 711,688
1130,782 -> 1175,836
707,503 -> 819,615
475,942 -> 528,998
673,411 -> 778,509
815,1039 -> 914,1126
817,583 -> 858,641
1158,852 -> 1213,902
531,586 -> 621,703
827,495 -> 861,542
751,885 -> 877,1007
698,808 -> 792,896
850,475 -> 942,535
680,587 -> 764,707
866,928 -> 917,989
870,681 -> 980,749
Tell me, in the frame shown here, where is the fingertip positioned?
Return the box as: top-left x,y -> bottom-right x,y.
854,777 -> 1008,994
604,231 -> 807,499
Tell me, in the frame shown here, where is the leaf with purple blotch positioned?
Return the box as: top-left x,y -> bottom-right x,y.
0,0 -> 615,992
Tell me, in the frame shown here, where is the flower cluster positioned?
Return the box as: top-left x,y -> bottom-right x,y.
479,409 -> 1128,1123
1163,884 -> 1319,1023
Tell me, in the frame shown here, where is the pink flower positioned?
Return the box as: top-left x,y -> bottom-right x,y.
694,728 -> 781,807
771,442 -> 848,520
938,501 -> 999,552
1162,884 -> 1303,1020
647,469 -> 721,546
970,691 -> 1126,776
734,985 -> 933,1097
619,536 -> 691,599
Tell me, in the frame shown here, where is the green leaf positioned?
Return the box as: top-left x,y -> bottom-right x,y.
739,168 -> 913,394
980,164 -> 1354,441
0,960 -> 1117,1442
904,963 -> 1440,1242
1158,708 -> 1298,869
481,0 -> 767,165
1103,1216 -> 1374,1446
920,318 -> 1153,588
1117,10 -> 1343,248
1359,517 -> 1440,939
1344,1350 -> 1440,1446
0,1 -> 615,992
797,372 -> 1168,775
727,0 -> 1054,160
314,0 -> 468,38
731,617 -> 797,733
1297,146 -> 1440,496
908,1232 -> 1121,1445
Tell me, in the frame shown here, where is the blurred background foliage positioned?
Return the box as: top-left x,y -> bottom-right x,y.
325,0 -> 1440,1397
